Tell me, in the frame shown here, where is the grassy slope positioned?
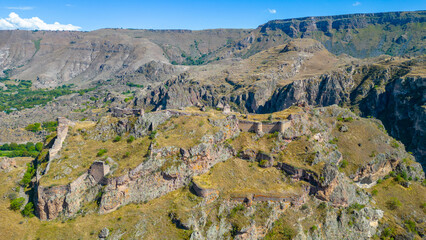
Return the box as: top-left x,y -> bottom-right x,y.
369,178 -> 426,238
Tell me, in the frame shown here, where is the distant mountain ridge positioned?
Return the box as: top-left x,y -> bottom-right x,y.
0,11 -> 424,88
215,10 -> 425,59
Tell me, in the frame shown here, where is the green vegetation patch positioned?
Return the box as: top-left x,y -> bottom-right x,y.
0,78 -> 97,113
0,142 -> 42,158
265,216 -> 296,240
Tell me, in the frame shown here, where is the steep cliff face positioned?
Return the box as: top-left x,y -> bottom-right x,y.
137,57 -> 426,165
214,11 -> 425,59
260,63 -> 425,164
99,115 -> 239,213
357,76 -> 426,164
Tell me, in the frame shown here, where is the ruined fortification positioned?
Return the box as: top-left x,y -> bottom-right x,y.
110,107 -> 144,117
43,117 -> 74,176
238,120 -> 291,134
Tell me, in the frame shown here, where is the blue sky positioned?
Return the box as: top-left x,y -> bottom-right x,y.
0,0 -> 424,31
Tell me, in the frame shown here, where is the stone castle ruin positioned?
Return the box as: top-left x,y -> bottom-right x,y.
89,161 -> 110,184
110,107 -> 144,117
238,120 -> 291,134
42,117 -> 75,177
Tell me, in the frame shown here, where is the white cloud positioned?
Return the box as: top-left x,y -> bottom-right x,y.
352,1 -> 361,6
6,6 -> 34,10
268,9 -> 277,14
0,12 -> 81,31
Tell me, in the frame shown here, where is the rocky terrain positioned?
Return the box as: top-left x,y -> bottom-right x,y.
214,11 -> 425,60
1,105 -> 425,239
0,10 -> 425,240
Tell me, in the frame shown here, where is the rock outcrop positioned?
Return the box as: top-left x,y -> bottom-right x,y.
35,114 -> 240,219
99,116 -> 239,213
36,161 -> 107,220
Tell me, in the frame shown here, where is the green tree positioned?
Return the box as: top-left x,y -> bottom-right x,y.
35,142 -> 43,151
21,202 -> 35,217
25,123 -> 41,132
10,197 -> 25,211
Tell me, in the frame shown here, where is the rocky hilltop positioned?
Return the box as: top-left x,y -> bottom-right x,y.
0,10 -> 425,240
1,104 -> 425,239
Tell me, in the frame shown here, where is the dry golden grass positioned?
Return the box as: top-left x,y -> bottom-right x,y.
330,118 -> 396,175
0,157 -> 39,240
230,132 -> 276,154
277,136 -> 324,175
193,158 -> 303,198
155,115 -> 219,149
186,39 -> 350,101
173,106 -> 226,119
40,121 -> 152,186
239,106 -> 302,122
0,158 -> 197,239
369,178 -> 426,238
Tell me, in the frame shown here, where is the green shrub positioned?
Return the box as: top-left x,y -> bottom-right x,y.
25,123 -> 41,132
344,117 -> 354,122
229,204 -> 245,218
20,164 -> 35,186
337,117 -> 354,122
371,189 -> 378,196
317,202 -> 327,210
21,202 -> 34,217
347,203 -> 365,214
381,227 -> 395,239
394,175 -> 403,182
404,220 -> 417,233
340,159 -> 348,168
42,121 -> 58,132
390,139 -> 400,149
10,197 -> 25,211
97,149 -> 107,157
127,135 -> 135,143
264,218 -> 295,240
149,130 -> 157,140
113,136 -> 121,142
259,160 -> 269,167
386,197 -> 402,210
400,171 -> 408,180
328,137 -> 338,144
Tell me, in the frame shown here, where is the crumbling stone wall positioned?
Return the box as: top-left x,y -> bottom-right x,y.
111,107 -> 144,117
237,120 -> 291,134
48,117 -> 73,160
45,117 -> 75,175
89,161 -> 110,184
